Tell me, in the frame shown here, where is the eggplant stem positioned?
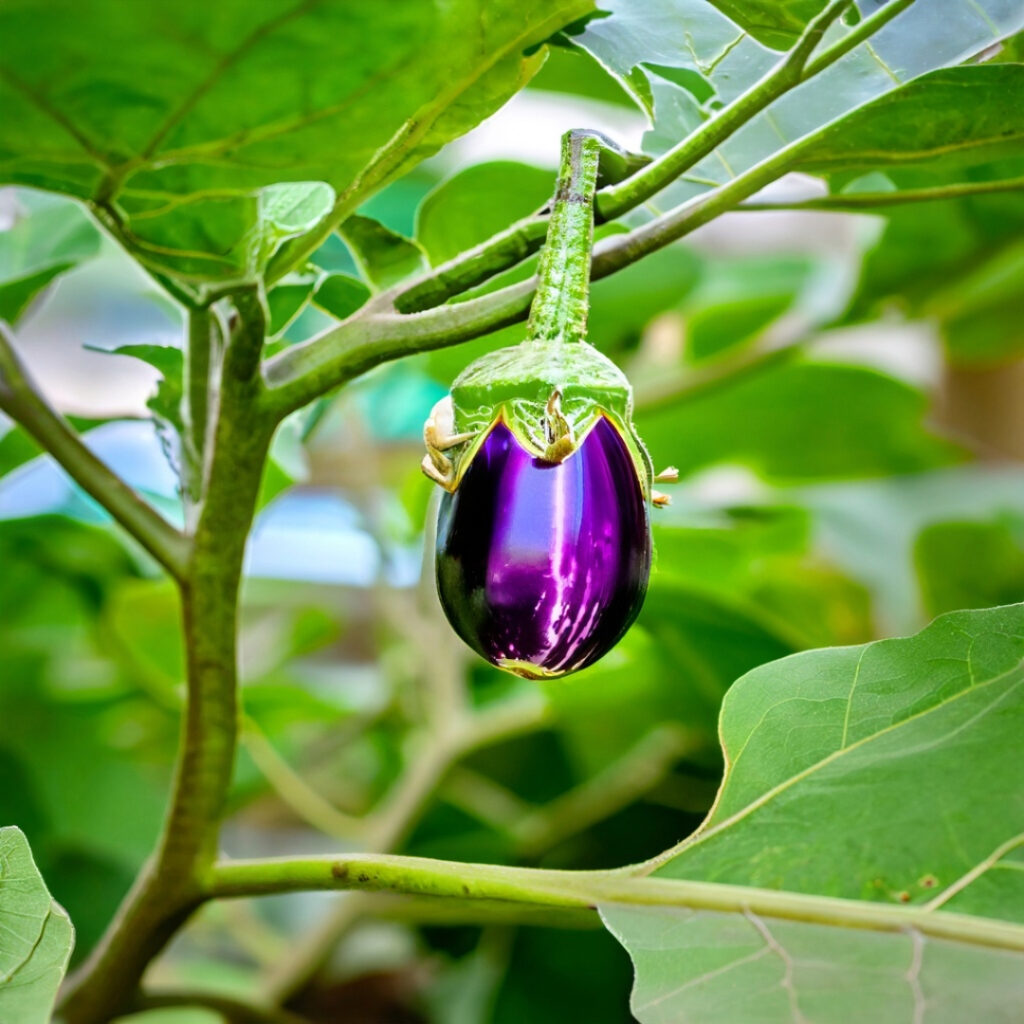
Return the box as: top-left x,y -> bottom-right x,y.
526,129 -> 604,347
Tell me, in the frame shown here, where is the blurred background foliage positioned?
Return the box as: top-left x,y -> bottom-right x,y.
2,20 -> 1024,1024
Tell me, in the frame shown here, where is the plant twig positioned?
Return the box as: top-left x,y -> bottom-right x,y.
58,292 -> 276,1024
512,725 -> 696,858
241,717 -> 369,843
595,0 -> 856,221
262,133 -> 803,416
0,321 -> 189,580
739,176 -> 1024,212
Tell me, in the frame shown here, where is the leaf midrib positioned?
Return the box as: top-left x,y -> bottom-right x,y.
648,652 -> 1024,875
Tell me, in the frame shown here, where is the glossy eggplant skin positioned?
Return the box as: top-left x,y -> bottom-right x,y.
435,416 -> 651,678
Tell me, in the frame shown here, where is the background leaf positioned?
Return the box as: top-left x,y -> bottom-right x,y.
416,161 -> 554,266
0,193 -> 100,323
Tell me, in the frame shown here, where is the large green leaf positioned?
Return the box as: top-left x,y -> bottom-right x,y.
0,0 -> 592,282
602,603 -> 1024,1021
0,827 -> 74,1024
604,905 -> 1024,1024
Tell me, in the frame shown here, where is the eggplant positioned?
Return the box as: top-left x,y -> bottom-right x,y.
436,417 -> 650,678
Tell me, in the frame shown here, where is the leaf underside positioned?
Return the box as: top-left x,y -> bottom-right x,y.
602,604 -> 1024,1023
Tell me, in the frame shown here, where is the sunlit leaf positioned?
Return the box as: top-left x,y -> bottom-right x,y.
578,0 -> 1024,204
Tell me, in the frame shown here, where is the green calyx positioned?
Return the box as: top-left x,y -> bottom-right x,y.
429,129 -> 655,496
448,338 -> 652,493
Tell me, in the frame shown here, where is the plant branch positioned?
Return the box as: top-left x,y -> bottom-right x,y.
207,853 -> 1024,954
739,176 -> 1024,212
261,692 -> 550,1004
0,322 -> 189,580
241,717 -> 369,843
512,725 -> 696,858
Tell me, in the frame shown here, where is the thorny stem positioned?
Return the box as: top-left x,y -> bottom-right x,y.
394,0 -> 896,316
258,2 -> 929,419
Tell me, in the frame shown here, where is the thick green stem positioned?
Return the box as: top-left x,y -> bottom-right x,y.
0,323 -> 189,580
526,130 -> 602,346
207,853 -> 1024,954
57,297 -> 274,1024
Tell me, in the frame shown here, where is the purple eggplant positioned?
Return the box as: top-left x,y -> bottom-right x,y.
436,416 -> 651,679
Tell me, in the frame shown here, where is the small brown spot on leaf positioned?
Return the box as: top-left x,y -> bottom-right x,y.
898,891 -> 911,903
919,874 -> 938,889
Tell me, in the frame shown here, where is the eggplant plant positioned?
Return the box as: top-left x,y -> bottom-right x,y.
1,1 -> 1024,1023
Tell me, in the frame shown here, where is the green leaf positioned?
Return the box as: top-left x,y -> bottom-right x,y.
636,361 -> 961,482
416,161 -> 554,266
703,0 -> 825,50
0,0 -> 591,282
680,256 -> 814,363
267,272 -> 319,337
915,518 -> 1024,617
651,603 -> 1024,903
100,345 -> 185,487
793,66 -> 1024,179
603,603 -> 1024,1021
339,215 -> 427,290
0,827 -> 74,1024
312,273 -> 372,320
0,193 -> 100,322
